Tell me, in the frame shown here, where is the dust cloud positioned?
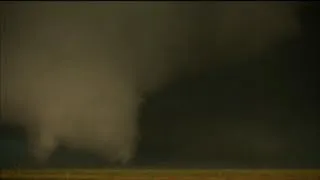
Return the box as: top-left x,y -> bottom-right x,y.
0,2 -> 300,164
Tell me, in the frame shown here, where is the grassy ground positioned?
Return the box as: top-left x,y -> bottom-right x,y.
1,169 -> 320,180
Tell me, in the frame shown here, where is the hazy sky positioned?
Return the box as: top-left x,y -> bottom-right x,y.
0,2 -> 319,169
